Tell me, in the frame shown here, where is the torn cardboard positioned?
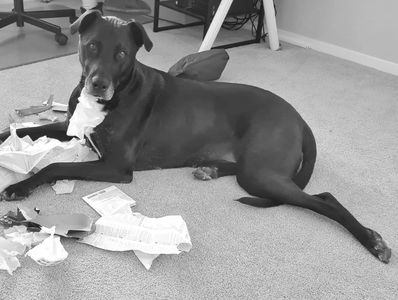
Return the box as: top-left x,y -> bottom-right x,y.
15,95 -> 54,117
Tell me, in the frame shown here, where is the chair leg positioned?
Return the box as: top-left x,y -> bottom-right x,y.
0,14 -> 17,29
13,0 -> 24,26
0,12 -> 13,17
153,0 -> 160,32
27,9 -> 77,23
22,13 -> 61,34
255,1 -> 264,42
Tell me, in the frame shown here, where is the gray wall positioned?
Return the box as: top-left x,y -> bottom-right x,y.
275,0 -> 398,64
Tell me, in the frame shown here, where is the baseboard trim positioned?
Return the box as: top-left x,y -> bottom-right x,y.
278,29 -> 398,76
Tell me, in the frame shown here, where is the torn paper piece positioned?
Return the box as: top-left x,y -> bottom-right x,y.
1,122 -> 41,134
13,122 -> 41,129
4,226 -> 49,248
18,206 -> 40,221
67,87 -> 106,140
0,166 -> 30,193
52,102 -> 68,113
0,250 -> 21,275
42,99 -> 68,113
15,95 -> 54,117
80,213 -> 192,269
82,186 -> 136,216
51,180 -> 76,195
0,237 -> 26,255
25,227 -> 68,266
29,213 -> 93,238
133,250 -> 159,270
0,123 -> 97,193
38,112 -> 58,123
0,125 -> 66,174
0,237 -> 26,275
4,226 -> 33,247
32,138 -> 89,171
50,146 -> 99,194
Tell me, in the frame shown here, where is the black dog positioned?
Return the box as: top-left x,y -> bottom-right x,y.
0,11 -> 391,263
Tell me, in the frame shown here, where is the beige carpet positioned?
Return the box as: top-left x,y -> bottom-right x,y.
0,24 -> 398,299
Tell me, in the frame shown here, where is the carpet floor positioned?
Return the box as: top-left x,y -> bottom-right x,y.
0,0 -> 152,70
0,24 -> 397,299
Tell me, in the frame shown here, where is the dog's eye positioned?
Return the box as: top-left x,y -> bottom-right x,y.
116,50 -> 127,60
88,43 -> 98,52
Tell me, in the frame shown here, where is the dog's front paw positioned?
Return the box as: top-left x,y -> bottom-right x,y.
0,183 -> 30,201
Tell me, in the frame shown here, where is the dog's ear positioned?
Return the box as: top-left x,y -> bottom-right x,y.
128,20 -> 153,52
70,10 -> 102,35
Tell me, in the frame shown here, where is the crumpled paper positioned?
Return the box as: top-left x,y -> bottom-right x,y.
0,124 -> 64,174
66,87 -> 106,140
25,227 -> 68,266
0,237 -> 25,275
0,124 -> 97,194
4,225 -> 48,248
0,208 -> 94,274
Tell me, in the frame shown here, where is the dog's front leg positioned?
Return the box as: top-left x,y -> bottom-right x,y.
0,121 -> 70,142
0,160 -> 132,201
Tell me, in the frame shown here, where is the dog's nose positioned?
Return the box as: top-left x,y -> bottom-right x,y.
92,76 -> 110,93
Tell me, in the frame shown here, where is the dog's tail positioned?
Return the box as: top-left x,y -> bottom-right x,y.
293,122 -> 317,189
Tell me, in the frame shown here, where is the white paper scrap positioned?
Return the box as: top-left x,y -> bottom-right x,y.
52,102 -> 68,112
0,123 -> 98,193
82,186 -> 136,216
133,250 -> 159,270
25,227 -> 68,266
80,213 -> 192,269
4,226 -> 49,248
0,237 -> 26,275
0,125 -> 61,174
0,125 -> 85,175
51,180 -> 76,195
0,167 -> 30,193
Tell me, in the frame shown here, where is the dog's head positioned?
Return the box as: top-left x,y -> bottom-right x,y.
70,11 -> 152,101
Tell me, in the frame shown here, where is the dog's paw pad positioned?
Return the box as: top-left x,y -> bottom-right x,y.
192,167 -> 217,181
366,228 -> 391,263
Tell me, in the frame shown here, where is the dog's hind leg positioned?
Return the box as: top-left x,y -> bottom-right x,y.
235,118 -> 391,263
237,172 -> 391,263
192,160 -> 237,180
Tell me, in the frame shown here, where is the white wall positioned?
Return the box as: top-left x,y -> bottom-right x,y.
275,0 -> 398,65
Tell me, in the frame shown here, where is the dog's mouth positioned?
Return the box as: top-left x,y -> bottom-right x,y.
96,98 -> 107,104
85,89 -> 114,102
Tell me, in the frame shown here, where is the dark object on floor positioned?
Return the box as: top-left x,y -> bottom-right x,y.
153,0 -> 263,49
0,0 -> 77,45
0,12 -> 392,265
0,207 -> 40,230
104,0 -> 151,14
168,49 -> 229,81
